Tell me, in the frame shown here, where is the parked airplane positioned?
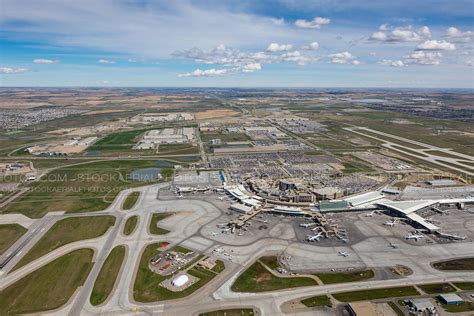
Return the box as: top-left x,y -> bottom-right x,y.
365,211 -> 377,217
405,234 -> 424,241
217,196 -> 226,201
384,219 -> 399,227
389,242 -> 399,248
300,222 -> 316,228
338,251 -> 350,257
306,232 -> 323,242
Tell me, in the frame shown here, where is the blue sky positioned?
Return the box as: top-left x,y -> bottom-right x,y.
0,0 -> 473,87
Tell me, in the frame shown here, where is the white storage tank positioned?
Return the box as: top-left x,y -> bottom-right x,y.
171,275 -> 189,287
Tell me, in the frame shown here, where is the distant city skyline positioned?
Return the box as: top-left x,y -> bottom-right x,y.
1,0 -> 473,88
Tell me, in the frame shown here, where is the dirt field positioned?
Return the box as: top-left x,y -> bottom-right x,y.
195,109 -> 240,120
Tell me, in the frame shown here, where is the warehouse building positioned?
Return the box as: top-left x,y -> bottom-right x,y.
346,302 -> 377,316
438,293 -> 464,305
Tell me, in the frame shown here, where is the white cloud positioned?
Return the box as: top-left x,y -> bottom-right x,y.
33,59 -> 59,64
294,17 -> 330,29
0,67 -> 29,74
127,58 -> 137,63
1,1 -> 300,59
370,25 -> 430,42
280,50 -> 317,65
271,18 -> 285,26
352,60 -> 361,65
178,62 -> 262,77
241,63 -> 262,72
174,42 -> 322,76
416,40 -> 456,51
98,59 -> 116,64
445,27 -> 473,43
174,45 -> 269,67
418,26 -> 432,38
404,51 -> 442,65
329,51 -> 354,64
369,52 -> 377,56
266,43 -> 293,52
179,68 -> 231,77
302,41 -> 319,50
378,59 -> 405,67
370,31 -> 388,41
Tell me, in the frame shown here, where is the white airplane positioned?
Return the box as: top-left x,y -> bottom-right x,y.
384,219 -> 398,227
338,251 -> 350,257
306,232 -> 323,242
365,211 -> 377,217
300,222 -> 316,228
177,194 -> 183,199
217,196 -> 226,201
209,232 -> 217,237
405,234 -> 424,241
389,242 -> 399,249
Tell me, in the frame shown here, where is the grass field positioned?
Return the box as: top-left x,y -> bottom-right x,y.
133,243 -> 222,302
332,286 -> 420,302
158,143 -> 199,155
308,137 -> 358,151
301,295 -> 331,307
231,260 -> 318,293
173,245 -> 193,254
13,215 -> 115,271
259,256 -> 279,270
122,191 -> 140,210
212,260 -> 225,273
200,132 -> 251,143
433,258 -> 474,270
2,160 -> 172,218
417,283 -> 456,294
0,224 -> 27,255
123,215 -> 138,235
88,129 -> 149,152
90,245 -> 126,306
440,302 -> 474,313
315,270 -> 374,284
453,282 -> 474,290
149,213 -> 173,235
200,309 -> 255,316
32,158 -> 94,169
0,248 -> 94,314
341,159 -> 374,173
